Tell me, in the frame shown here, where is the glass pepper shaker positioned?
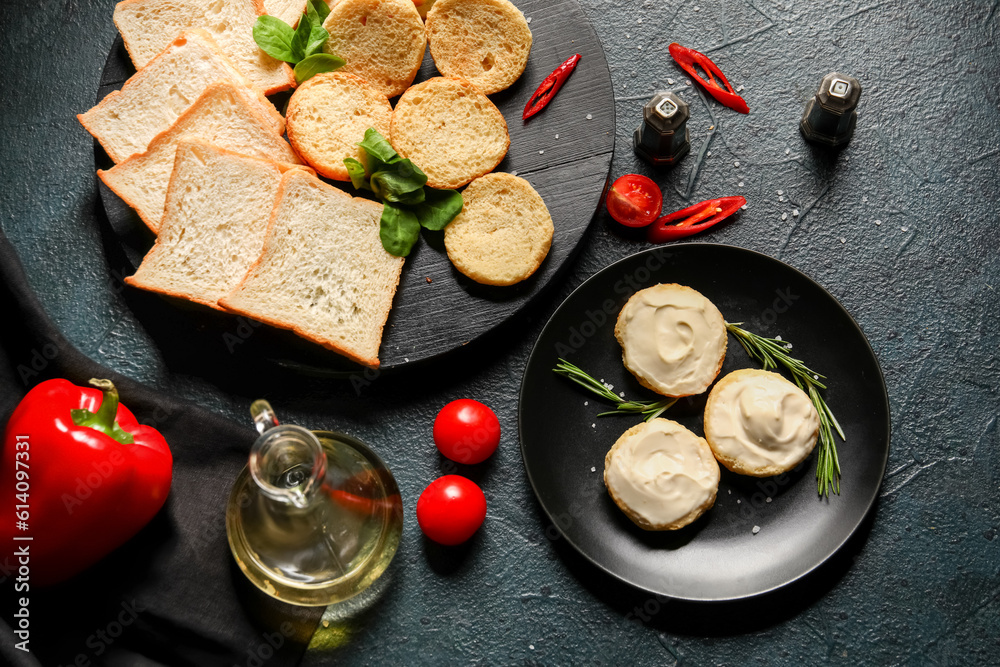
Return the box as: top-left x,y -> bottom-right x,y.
800,72 -> 862,147
633,91 -> 691,167
225,400 -> 403,606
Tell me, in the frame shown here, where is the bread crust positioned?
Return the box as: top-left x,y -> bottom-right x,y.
604,419 -> 719,531
218,171 -> 402,368
285,72 -> 393,181
613,283 -> 727,398
444,172 -> 552,286
425,0 -> 531,95
703,368 -> 820,476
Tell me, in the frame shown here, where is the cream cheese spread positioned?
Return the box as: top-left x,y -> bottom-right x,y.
617,284 -> 726,396
705,369 -> 820,474
604,419 -> 720,529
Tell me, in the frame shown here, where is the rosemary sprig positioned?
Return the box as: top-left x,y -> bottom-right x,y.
725,322 -> 845,497
553,359 -> 677,421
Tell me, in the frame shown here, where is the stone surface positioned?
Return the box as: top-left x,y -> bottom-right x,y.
1,0 -> 999,665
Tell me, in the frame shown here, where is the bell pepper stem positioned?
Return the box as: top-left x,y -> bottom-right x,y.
70,379 -> 135,445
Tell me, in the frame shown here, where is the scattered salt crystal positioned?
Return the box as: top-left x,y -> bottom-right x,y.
840,237 -> 847,244
707,151 -> 712,157
738,182 -> 744,187
901,226 -> 909,231
884,244 -> 889,248
591,467 -> 596,472
555,134 -> 559,139
526,17 -> 532,23
529,644 -> 535,650
779,196 -> 785,202
766,497 -> 772,503
638,17 -> 643,23
752,525 -> 761,534
792,209 -> 800,217
591,423 -> 596,429
586,114 -> 593,120
734,160 -> 740,167
781,213 -> 788,221
539,150 -> 544,155
736,85 -> 744,92
785,148 -> 791,155
584,401 -> 588,406
787,28 -> 792,34
874,219 -> 882,226
637,46 -> 642,51
510,170 -> 518,176
737,499 -> 742,504
862,195 -> 868,202
741,204 -> 747,210
728,489 -> 732,494
619,391 -> 625,397
813,374 -> 819,380
667,77 -> 675,84
786,344 -> 792,350
777,190 -> 784,195
775,335 -> 782,341
694,5 -> 701,10
404,357 -> 409,362
626,33 -> 631,38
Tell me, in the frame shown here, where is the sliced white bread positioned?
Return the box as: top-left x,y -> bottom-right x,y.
98,82 -> 302,234
425,0 -> 531,95
79,30 -> 283,164
263,0 -> 309,25
390,76 -> 508,189
322,0 -> 426,98
285,72 -> 392,181
124,141 -> 300,309
113,0 -> 294,94
219,170 -> 404,368
444,173 -> 553,286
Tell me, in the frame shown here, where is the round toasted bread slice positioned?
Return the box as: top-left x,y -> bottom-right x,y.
322,0 -> 427,99
390,77 -> 509,189
285,72 -> 392,181
604,419 -> 720,531
614,284 -> 727,398
426,0 -> 532,94
444,173 -> 552,286
331,0 -> 437,19
704,369 -> 820,477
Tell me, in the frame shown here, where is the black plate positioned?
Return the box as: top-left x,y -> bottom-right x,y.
94,0 -> 615,375
518,244 -> 890,601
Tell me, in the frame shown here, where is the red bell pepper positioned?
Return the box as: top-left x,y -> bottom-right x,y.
668,43 -> 749,114
0,378 -> 172,585
647,196 -> 746,243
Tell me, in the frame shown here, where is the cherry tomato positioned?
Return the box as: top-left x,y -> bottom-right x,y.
433,399 -> 501,465
605,174 -> 663,227
417,475 -> 487,545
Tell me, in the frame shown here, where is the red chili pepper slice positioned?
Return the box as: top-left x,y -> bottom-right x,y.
647,196 -> 746,243
668,43 -> 749,114
523,53 -> 582,121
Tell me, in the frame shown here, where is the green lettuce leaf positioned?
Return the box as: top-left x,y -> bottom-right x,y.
294,53 -> 345,84
414,188 -> 463,230
380,203 -> 421,257
252,16 -> 297,63
343,158 -> 370,190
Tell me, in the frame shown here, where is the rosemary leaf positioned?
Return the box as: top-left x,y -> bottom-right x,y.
725,322 -> 844,497
553,359 -> 676,422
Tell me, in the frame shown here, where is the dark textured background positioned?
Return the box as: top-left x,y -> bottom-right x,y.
2,0 -> 999,664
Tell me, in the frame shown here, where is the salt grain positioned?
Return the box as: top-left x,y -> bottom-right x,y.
526,17 -> 532,23
591,423 -> 596,428
752,525 -> 761,534
736,85 -> 745,92
539,150 -> 544,155
779,196 -> 785,202
813,374 -> 819,380
737,499 -> 742,504
777,190 -> 784,195
840,237 -> 847,243
739,181 -> 744,187
619,391 -> 625,397
741,204 -> 747,210
638,17 -> 643,23
555,134 -> 559,139
591,467 -> 596,472
728,489 -> 732,494
734,160 -> 741,167
584,401 -> 589,406
787,28 -> 792,34
694,5 -> 701,10
766,497 -> 772,503
586,114 -> 593,120
667,77 -> 675,84
638,46 -> 642,51
775,335 -> 782,341
707,151 -> 712,157
781,213 -> 788,221
785,148 -> 791,155
792,209 -> 800,217
874,219 -> 882,226
901,226 -> 909,232
511,170 -> 518,176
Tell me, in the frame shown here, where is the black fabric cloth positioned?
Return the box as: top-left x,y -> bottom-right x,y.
0,231 -> 322,666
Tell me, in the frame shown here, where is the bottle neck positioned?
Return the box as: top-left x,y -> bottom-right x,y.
249,401 -> 326,509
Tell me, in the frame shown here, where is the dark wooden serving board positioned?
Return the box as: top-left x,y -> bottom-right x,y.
95,0 -> 615,375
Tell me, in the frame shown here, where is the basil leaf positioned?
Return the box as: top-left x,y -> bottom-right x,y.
304,22 -> 330,57
307,0 -> 330,23
357,127 -> 399,164
253,16 -> 297,63
289,11 -> 314,62
414,188 -> 464,230
379,203 -> 421,257
343,158 -> 369,190
370,160 -> 427,201
294,53 -> 346,84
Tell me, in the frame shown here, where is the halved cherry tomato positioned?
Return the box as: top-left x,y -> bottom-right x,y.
605,174 -> 663,227
417,475 -> 487,545
433,399 -> 500,465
